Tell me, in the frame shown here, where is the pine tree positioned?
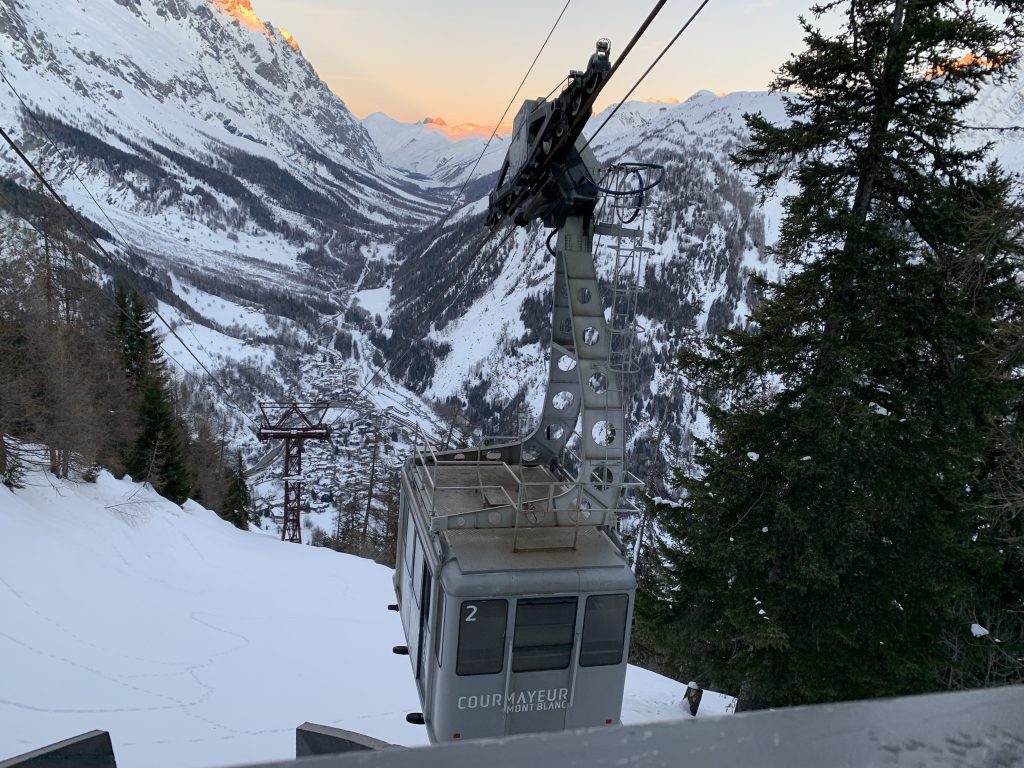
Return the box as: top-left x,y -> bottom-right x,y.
113,287 -> 160,384
639,0 -> 1024,707
188,415 -> 226,512
222,450 -> 252,531
127,375 -> 191,504
114,288 -> 192,505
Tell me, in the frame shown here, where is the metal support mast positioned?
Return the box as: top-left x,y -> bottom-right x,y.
391,40 -> 664,742
416,39 -> 662,549
257,403 -> 331,543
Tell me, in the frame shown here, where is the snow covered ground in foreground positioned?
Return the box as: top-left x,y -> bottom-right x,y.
0,467 -> 733,768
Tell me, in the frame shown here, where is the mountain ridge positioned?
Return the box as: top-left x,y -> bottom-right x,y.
2,0 -> 1021,525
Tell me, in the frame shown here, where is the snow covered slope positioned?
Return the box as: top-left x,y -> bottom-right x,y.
0,458 -> 734,768
383,81 -> 1023,489
362,113 -> 507,186
382,90 -> 788,485
0,0 -> 464,470
0,0 -> 444,371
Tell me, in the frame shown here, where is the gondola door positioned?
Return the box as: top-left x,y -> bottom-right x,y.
504,596 -> 578,735
416,567 -> 432,682
397,502 -> 431,701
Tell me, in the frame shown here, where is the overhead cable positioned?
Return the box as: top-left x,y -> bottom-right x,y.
430,0 -> 573,236
606,0 -> 670,83
0,67 -> 230,378
586,0 -> 714,149
0,124 -> 259,427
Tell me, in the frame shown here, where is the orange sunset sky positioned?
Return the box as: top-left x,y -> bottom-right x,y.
247,0 -> 812,128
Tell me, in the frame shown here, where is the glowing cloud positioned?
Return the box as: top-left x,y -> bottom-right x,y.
423,117 -> 512,139
927,51 -> 1006,78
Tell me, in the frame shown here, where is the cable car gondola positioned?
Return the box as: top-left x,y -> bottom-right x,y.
393,39 -> 661,742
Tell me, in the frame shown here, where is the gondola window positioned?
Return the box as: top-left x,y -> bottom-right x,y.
456,600 -> 507,676
580,594 -> 628,666
512,597 -> 579,672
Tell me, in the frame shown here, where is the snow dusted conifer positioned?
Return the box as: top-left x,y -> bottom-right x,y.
222,450 -> 252,530
113,287 -> 160,383
114,288 -> 192,505
639,0 -> 1024,706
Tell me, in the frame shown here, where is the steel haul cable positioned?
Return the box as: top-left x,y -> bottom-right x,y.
606,0 -> 670,82
0,68 -> 266,379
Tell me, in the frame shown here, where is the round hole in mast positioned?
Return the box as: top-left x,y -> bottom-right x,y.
588,371 -> 608,394
583,327 -> 600,346
558,354 -> 577,372
552,391 -> 574,410
592,421 -> 616,446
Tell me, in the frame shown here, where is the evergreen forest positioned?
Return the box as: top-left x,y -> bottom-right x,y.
637,0 -> 1024,707
0,203 -> 253,531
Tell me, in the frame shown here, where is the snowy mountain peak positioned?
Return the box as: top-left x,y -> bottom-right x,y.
209,0 -> 300,52
685,89 -> 719,102
278,27 -> 301,52
363,112 -> 507,183
210,0 -> 265,33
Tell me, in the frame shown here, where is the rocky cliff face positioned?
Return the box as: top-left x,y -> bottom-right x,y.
0,0 -> 379,168
0,0 -> 454,422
